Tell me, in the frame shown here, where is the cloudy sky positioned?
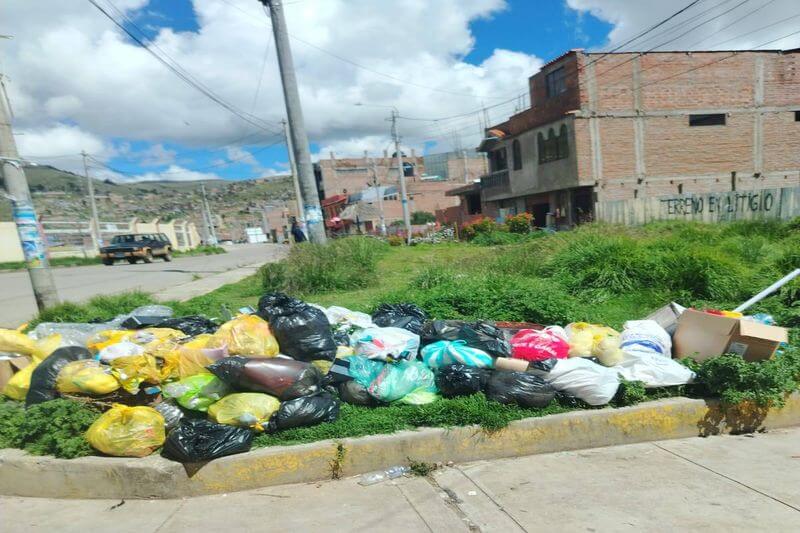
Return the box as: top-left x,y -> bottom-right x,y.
2,0 -> 799,182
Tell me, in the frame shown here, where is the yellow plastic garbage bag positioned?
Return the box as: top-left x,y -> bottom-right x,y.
212,315 -> 279,357
32,333 -> 65,361
208,392 -> 280,430
129,328 -> 185,348
110,354 -> 163,394
56,360 -> 120,395
183,334 -> 214,350
0,327 -> 36,356
85,404 -> 165,457
3,361 -> 36,400
565,322 -> 624,367
87,330 -> 132,353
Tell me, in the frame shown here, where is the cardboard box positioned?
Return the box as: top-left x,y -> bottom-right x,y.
0,356 -> 31,391
672,309 -> 788,362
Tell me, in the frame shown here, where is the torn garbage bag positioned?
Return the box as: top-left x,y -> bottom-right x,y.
614,320 -> 695,387
371,303 -> 427,335
486,371 -> 555,408
208,356 -> 323,400
163,374 -> 231,412
26,346 -> 91,406
207,392 -> 280,430
435,364 -> 491,398
268,392 -> 340,431
352,327 -> 420,361
421,340 -> 494,369
421,320 -> 511,358
527,357 -> 619,406
162,418 -> 253,463
257,293 -> 337,362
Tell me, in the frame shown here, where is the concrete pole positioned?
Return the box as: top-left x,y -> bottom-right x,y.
261,205 -> 272,242
391,110 -> 412,244
201,184 -> 218,244
0,75 -> 59,310
81,151 -> 102,251
370,157 -> 386,236
261,0 -> 326,244
462,149 -> 469,183
281,118 -> 305,233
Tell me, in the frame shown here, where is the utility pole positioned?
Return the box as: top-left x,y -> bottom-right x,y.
81,151 -> 102,251
200,184 -> 218,244
281,118 -> 305,234
462,149 -> 469,183
0,73 -> 59,310
369,156 -> 386,236
261,205 -> 272,242
391,109 -> 412,244
260,0 -> 326,244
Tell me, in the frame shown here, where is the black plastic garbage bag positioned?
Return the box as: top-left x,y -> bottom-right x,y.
153,316 -> 219,336
332,330 -> 351,347
268,392 -> 340,431
162,419 -> 253,463
371,303 -> 427,335
421,320 -> 511,358
26,346 -> 91,406
208,356 -> 323,400
485,371 -> 556,408
337,380 -> 379,406
435,364 -> 491,398
257,293 -> 337,362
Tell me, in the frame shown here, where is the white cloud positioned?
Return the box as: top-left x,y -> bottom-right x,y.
139,143 -> 177,167
567,0 -> 800,51
1,0 -> 542,172
100,164 -> 222,183
226,146 -> 261,170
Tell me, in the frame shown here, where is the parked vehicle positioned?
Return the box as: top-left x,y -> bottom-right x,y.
99,233 -> 173,265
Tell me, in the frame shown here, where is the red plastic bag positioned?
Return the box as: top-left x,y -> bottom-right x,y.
510,327 -> 569,362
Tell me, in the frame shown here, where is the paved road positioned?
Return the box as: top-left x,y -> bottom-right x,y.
2,428 -> 799,532
0,244 -> 286,327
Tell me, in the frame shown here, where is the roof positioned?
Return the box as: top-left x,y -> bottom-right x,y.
445,182 -> 480,196
338,202 -> 382,221
321,194 -> 348,207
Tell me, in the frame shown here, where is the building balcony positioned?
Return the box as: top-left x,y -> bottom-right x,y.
480,169 -> 510,192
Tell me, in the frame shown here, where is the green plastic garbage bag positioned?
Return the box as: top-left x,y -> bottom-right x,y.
368,360 -> 436,403
163,374 -> 231,412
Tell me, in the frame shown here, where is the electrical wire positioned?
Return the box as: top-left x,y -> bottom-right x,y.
704,11 -> 800,48
686,0 -> 778,49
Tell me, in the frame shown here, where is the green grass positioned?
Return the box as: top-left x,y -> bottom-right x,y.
0,256 -> 102,271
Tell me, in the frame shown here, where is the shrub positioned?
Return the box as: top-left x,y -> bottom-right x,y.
471,231 -> 528,246
410,211 -> 436,224
33,292 -> 155,325
506,212 -> 533,234
259,237 -> 388,295
387,235 -> 404,246
460,218 -> 499,241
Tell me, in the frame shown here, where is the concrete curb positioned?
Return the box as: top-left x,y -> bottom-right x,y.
2,393 -> 799,499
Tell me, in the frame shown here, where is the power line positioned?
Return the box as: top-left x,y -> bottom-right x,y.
624,0 -> 737,51
87,0 -> 281,135
705,11 -> 800,48
686,0 -> 778,49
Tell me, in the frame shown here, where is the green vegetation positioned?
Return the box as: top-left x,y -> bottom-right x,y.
0,256 -> 102,271
410,211 -> 436,224
0,399 -> 100,459
173,245 -> 227,257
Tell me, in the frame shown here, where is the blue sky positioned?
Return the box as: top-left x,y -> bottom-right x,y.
97,0 -> 613,181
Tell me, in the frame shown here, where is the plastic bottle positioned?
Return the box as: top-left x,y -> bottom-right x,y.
358,465 -> 410,486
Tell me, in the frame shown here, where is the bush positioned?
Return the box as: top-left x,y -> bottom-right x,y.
387,235 -> 404,246
33,292 -> 155,325
0,399 -> 100,459
460,218 -> 499,241
410,211 -> 436,224
259,237 -> 388,295
506,212 -> 533,234
471,231 -> 528,247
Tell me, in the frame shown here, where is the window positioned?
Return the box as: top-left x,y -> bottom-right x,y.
795,111 -> 800,122
689,114 -> 726,126
545,66 -> 567,98
512,139 -> 522,170
490,147 -> 508,172
538,124 -> 569,164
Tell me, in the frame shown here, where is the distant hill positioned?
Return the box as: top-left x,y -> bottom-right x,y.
0,164 -> 296,239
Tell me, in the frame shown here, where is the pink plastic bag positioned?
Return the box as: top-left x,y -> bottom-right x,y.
510,326 -> 570,362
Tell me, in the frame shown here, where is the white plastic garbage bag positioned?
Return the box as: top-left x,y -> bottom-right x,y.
529,357 -> 620,406
615,320 -> 695,387
97,341 -> 145,362
352,327 -> 420,361
325,306 -> 375,330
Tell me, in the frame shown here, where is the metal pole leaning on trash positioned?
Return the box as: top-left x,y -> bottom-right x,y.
733,269 -> 800,313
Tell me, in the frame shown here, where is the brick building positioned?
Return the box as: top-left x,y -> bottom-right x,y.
467,48 -> 800,228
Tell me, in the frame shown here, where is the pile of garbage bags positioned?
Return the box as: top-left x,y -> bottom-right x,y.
0,296 -> 703,463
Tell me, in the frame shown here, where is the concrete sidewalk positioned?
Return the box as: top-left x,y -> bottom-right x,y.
2,428 -> 798,532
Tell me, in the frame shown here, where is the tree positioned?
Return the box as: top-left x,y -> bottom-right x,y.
410,211 -> 436,224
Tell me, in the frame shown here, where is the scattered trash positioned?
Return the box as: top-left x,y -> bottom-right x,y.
352,327 -> 421,361
358,465 -> 410,486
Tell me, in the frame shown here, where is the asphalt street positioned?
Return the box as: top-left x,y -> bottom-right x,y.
0,244 -> 285,327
